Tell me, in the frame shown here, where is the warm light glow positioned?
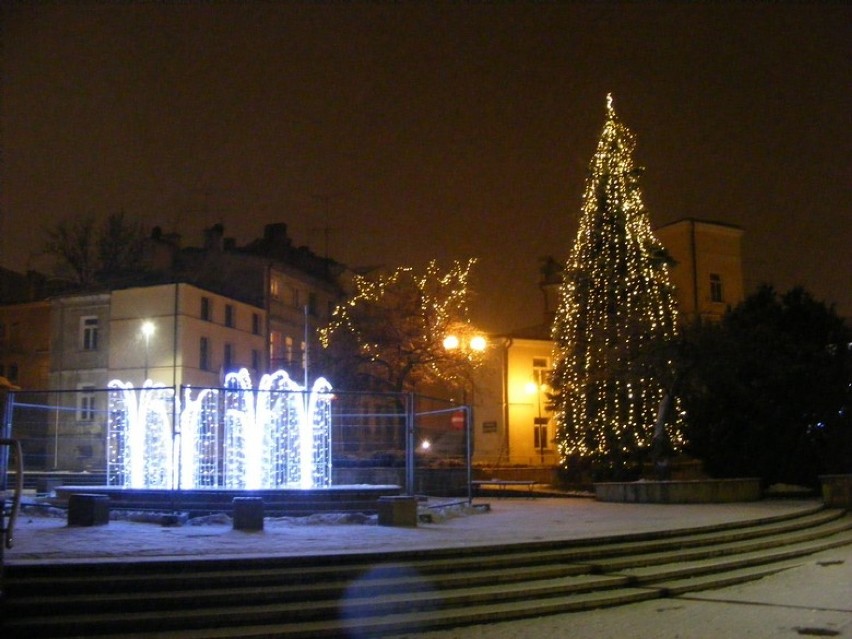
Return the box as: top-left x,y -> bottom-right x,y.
420,439 -> 431,451
469,335 -> 487,352
443,335 -> 460,350
141,321 -> 155,339
550,94 -> 684,468
525,381 -> 539,395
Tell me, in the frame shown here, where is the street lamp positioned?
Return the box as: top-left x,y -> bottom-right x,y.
141,321 -> 155,382
442,333 -> 487,356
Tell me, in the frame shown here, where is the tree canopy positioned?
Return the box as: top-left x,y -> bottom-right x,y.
318,259 -> 483,394
681,285 -> 851,486
43,211 -> 146,286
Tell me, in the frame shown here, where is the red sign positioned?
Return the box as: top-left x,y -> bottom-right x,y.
451,411 -> 465,430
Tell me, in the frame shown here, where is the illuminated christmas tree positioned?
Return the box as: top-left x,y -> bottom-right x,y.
550,95 -> 683,478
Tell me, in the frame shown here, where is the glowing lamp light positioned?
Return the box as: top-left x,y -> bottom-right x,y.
141,321 -> 155,339
443,335 -> 460,350
469,335 -> 487,352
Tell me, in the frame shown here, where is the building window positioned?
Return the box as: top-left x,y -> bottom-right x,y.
78,385 -> 96,421
290,286 -> 300,309
80,316 -> 99,351
199,337 -> 210,371
285,336 -> 294,366
709,273 -> 723,303
252,312 -> 261,335
308,292 -> 318,316
270,330 -> 284,369
270,275 -> 283,300
223,343 -> 233,371
532,357 -> 551,386
534,422 -> 549,450
251,349 -> 260,371
224,304 -> 235,328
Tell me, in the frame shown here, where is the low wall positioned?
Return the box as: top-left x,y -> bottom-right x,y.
594,478 -> 762,504
820,474 -> 852,508
473,467 -> 559,485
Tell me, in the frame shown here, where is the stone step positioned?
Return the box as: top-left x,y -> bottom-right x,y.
620,528 -> 852,584
3,506 -> 850,638
3,561 -> 596,616
3,573 -> 635,636
85,588 -> 667,639
7,506 -> 842,597
589,515 -> 852,572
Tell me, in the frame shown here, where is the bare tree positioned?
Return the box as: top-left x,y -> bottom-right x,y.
319,260 -> 483,394
43,212 -> 146,286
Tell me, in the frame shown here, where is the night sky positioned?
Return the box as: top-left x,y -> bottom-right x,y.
2,3 -> 849,331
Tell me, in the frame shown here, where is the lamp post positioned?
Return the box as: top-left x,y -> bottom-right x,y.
141,321 -> 155,383
443,329 -> 487,506
526,380 -> 549,465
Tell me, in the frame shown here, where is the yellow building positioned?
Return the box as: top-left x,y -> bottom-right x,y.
474,220 -> 745,468
473,328 -> 558,468
655,219 -> 745,323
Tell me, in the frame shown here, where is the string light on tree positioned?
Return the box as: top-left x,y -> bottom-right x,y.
319,259 -> 480,393
550,94 -> 684,476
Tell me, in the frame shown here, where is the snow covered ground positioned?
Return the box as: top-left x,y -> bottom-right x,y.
5,496 -> 851,637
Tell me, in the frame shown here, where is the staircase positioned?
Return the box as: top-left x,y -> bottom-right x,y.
2,504 -> 851,638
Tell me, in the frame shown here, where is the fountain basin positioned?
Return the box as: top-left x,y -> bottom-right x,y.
54,485 -> 403,517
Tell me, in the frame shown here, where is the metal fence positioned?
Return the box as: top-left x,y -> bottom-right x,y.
2,386 -> 471,497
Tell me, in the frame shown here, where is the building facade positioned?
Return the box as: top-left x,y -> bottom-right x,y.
473,220 -> 745,467
0,300 -> 51,390
655,219 -> 744,323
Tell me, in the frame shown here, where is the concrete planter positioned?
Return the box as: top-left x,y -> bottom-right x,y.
67,493 -> 110,526
377,496 -> 418,527
594,478 -> 762,503
819,474 -> 852,508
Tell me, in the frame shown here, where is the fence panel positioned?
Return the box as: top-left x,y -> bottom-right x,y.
5,387 -> 470,496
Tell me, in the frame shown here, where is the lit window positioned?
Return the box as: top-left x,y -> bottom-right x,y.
285,336 -> 294,366
270,275 -> 283,300
80,316 -> 99,350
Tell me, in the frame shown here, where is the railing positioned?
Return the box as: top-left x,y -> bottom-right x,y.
5,388 -> 472,497
1,438 -> 24,599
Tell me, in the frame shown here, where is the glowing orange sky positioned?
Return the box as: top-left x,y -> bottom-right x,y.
2,3 -> 849,330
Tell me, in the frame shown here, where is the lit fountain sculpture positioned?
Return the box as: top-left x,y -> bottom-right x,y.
107,369 -> 333,490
